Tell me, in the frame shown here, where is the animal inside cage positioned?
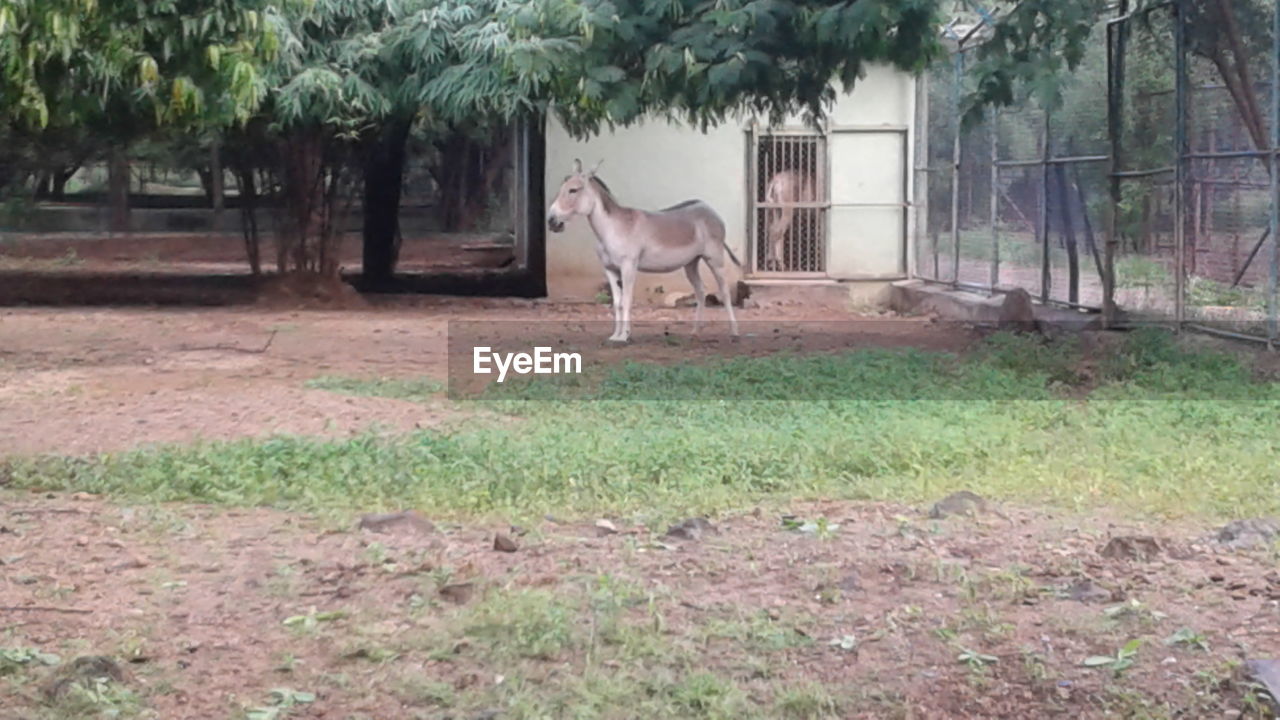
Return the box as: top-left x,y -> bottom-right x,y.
753,134 -> 827,273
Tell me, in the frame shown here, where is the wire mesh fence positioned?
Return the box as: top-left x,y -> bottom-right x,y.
915,0 -> 1280,346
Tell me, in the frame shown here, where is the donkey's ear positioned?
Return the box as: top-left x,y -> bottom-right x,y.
572,158 -> 583,174
589,158 -> 604,176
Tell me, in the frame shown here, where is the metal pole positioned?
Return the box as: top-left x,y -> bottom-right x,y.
950,51 -> 964,285
1104,2 -> 1128,328
990,110 -> 1000,291
1270,0 -> 1280,348
1040,111 -> 1051,302
1174,0 -> 1188,331
917,71 -> 930,280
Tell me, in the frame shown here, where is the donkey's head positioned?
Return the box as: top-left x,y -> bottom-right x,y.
547,158 -> 604,233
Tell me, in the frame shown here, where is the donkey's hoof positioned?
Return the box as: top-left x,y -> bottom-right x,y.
606,336 -> 630,345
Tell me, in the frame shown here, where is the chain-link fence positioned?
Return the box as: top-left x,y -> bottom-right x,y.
915,0 -> 1280,346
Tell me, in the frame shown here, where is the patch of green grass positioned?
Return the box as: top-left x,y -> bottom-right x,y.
304,375 -> 443,402
772,682 -> 843,719
8,331 -> 1280,521
461,590 -> 577,661
1115,255 -> 1171,291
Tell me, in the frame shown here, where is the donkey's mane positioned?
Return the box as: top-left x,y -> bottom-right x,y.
589,176 -> 613,195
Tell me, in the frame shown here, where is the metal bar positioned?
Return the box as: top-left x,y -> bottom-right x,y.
950,51 -> 964,286
901,128 -> 911,276
747,123 -> 758,275
822,127 -> 831,275
995,155 -> 1109,168
827,125 -> 910,133
1271,0 -> 1280,348
1103,2 -> 1124,327
1105,0 -> 1172,26
759,202 -> 910,209
1186,323 -> 1272,345
1185,149 -> 1279,160
1040,111 -> 1051,302
948,279 -> 1104,311
1174,0 -> 1188,330
1111,167 -> 1175,178
990,110 -> 1000,290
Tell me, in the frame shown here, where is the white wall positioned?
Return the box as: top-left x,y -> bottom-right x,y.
544,64 -> 916,303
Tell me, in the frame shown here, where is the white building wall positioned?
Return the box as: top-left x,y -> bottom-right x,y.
543,64 -> 916,304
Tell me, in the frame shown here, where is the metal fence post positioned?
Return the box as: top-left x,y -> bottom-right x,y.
1174,0 -> 1188,331
1270,0 -> 1280,348
990,110 -> 1000,291
951,51 -> 964,285
1104,3 -> 1128,328
1040,112 -> 1051,302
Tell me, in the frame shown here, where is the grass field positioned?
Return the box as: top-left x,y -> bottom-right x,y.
11,328 -> 1279,522
4,322 -> 1280,719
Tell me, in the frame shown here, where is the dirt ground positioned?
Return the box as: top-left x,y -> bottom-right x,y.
4,298 -> 1279,718
1,492 -> 1277,719
0,300 -> 971,457
0,232 -> 516,275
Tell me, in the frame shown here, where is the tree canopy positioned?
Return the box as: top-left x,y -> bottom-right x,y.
1,0 -> 1126,141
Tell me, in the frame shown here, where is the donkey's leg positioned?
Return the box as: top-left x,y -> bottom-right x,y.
683,260 -> 706,335
705,258 -> 739,337
603,267 -> 624,341
769,209 -> 793,270
765,209 -> 784,270
617,260 -> 639,342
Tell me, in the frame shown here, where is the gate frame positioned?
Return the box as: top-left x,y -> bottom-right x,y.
746,121 -> 912,280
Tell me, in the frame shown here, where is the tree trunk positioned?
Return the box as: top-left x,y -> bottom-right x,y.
50,165 -> 76,200
210,138 -> 225,227
234,165 -> 262,276
362,118 -> 411,286
279,130 -> 326,274
108,149 -> 130,234
431,127 -> 513,232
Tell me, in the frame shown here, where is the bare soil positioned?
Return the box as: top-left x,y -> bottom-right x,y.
0,231 -> 515,275
0,301 -> 971,457
1,492 -> 1276,719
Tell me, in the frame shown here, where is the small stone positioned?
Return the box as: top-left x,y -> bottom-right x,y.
1099,536 -> 1162,561
439,583 -> 476,605
357,510 -> 435,536
493,533 -> 518,553
998,287 -> 1037,332
666,517 -> 716,542
1065,579 -> 1113,603
594,519 -> 619,536
74,536 -> 89,547
662,291 -> 695,308
42,656 -> 126,701
929,491 -> 992,519
838,572 -> 862,591
1215,518 -> 1280,550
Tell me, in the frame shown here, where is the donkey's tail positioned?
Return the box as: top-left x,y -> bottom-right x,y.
723,240 -> 742,267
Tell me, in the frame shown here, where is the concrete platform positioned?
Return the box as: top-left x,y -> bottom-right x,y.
742,278 -> 893,310
889,279 -> 1104,331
